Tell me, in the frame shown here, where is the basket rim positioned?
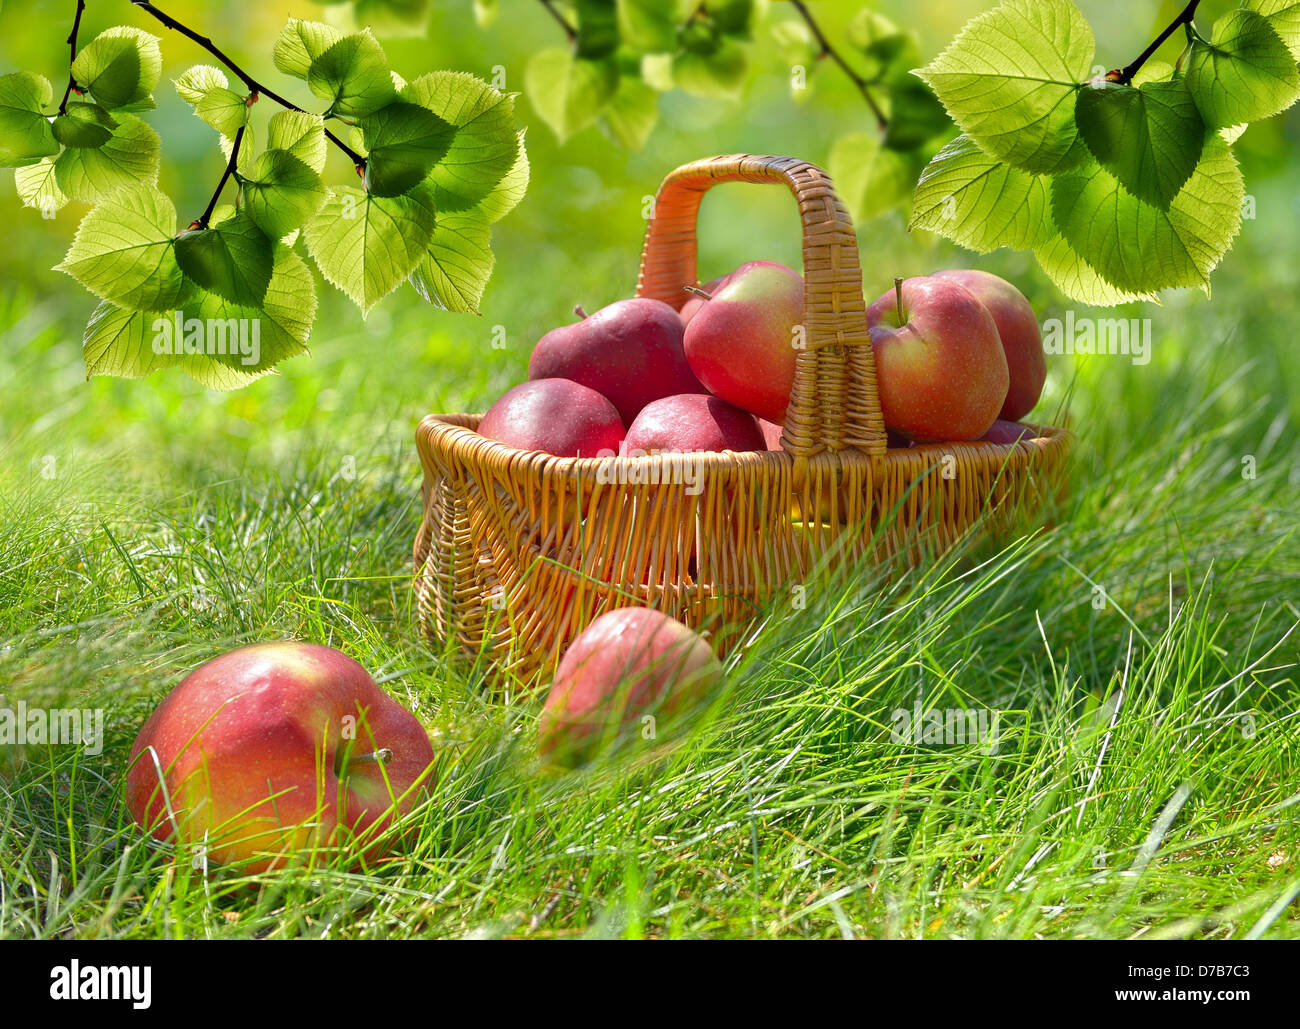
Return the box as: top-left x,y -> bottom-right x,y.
416,411 -> 1074,475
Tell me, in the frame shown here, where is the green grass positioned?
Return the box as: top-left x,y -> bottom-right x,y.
1,0 -> 1299,941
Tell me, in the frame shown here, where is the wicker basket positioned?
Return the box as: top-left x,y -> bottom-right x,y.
413,154 -> 1072,685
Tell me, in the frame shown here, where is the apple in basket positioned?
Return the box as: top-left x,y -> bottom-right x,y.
528,298 -> 705,425
931,269 -> 1045,421
683,260 -> 804,423
125,642 -> 435,873
538,607 -> 724,766
980,419 -> 1037,444
477,378 -> 625,457
624,393 -> 767,454
867,276 -> 1009,443
678,274 -> 728,327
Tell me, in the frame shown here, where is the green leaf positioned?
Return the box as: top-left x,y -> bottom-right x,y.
848,10 -> 909,79
56,185 -> 187,310
307,30 -> 398,118
618,0 -> 677,52
175,211 -> 275,306
361,100 -> 454,197
1050,138 -> 1244,295
401,72 -> 518,210
218,121 -> 258,177
240,149 -> 327,240
82,246 -> 316,389
14,157 -> 68,215
304,184 -> 439,314
830,132 -> 917,222
0,72 -> 58,167
410,211 -> 495,314
54,113 -> 160,203
710,0 -> 755,39
274,19 -> 343,79
598,74 -> 659,149
882,71 -> 951,151
1185,9 -> 1300,130
71,27 -> 162,111
51,101 -> 118,149
917,0 -> 1093,174
672,39 -> 747,99
909,134 -> 1054,251
576,0 -> 620,59
174,65 -> 247,139
265,110 -> 327,173
1247,0 -> 1300,61
1075,77 -> 1205,209
525,49 -> 619,141
473,129 -> 530,224
1033,232 -> 1156,305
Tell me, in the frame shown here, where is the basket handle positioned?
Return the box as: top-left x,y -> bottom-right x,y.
635,154 -> 887,463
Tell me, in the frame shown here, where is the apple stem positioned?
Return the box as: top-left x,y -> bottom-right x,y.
894,277 -> 905,324
350,748 -> 393,766
682,285 -> 713,300
573,304 -> 588,319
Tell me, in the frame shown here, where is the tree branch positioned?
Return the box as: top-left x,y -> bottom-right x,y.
58,0 -> 87,115
790,0 -> 887,131
1116,0 -> 1202,84
538,0 -> 577,42
129,0 -> 367,169
192,123 -> 244,229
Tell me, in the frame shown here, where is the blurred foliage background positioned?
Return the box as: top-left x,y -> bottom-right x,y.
0,0 -> 1297,473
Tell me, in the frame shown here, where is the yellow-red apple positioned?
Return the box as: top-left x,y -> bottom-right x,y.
125,642 -> 434,873
683,260 -> 804,423
478,378 -> 625,457
538,607 -> 723,766
932,269 -> 1045,421
866,277 -> 1008,442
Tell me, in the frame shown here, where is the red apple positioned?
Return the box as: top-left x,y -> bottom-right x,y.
478,378 -> 624,457
624,393 -> 766,454
528,298 -> 705,425
683,260 -> 804,423
125,642 -> 434,873
758,418 -> 785,451
538,608 -> 723,766
979,418 -> 1036,444
932,269 -> 1045,420
866,277 -> 1008,442
679,275 -> 728,327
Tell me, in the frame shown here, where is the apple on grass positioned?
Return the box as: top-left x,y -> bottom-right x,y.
477,378 -> 624,458
538,607 -> 723,767
624,393 -> 766,454
528,298 -> 705,425
683,260 -> 804,423
126,642 -> 435,874
932,268 -> 1045,420
866,277 -> 1009,442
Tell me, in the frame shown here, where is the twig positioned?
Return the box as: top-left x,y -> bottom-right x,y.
192,123 -> 244,229
57,0 -> 87,115
538,0 -> 577,41
790,0 -> 887,131
1116,0 -> 1202,84
130,0 -> 367,168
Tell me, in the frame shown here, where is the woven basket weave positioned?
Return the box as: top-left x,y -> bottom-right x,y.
413,155 -> 1071,685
